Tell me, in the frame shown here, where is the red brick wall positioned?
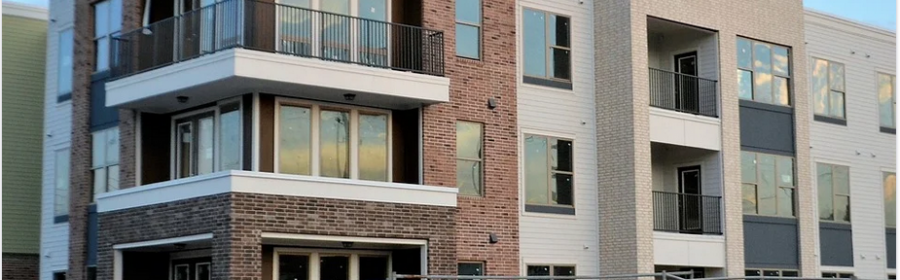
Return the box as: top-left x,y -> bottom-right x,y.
2,253 -> 39,280
420,0 -> 520,276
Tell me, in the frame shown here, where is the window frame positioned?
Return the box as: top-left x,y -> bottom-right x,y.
745,269 -> 799,277
92,0 -> 122,72
57,28 -> 74,102
521,7 -> 572,87
457,261 -> 485,280
741,151 -> 796,218
454,0 -> 482,59
91,127 -> 120,202
822,272 -> 854,279
273,98 -> 393,181
878,72 -> 896,132
736,37 -> 792,107
523,133 -> 575,214
456,121 -> 484,197
169,98 -> 244,180
53,148 -> 71,223
812,57 -> 847,121
272,248 -> 391,280
526,264 -> 576,277
817,162 -> 851,223
885,171 -> 896,228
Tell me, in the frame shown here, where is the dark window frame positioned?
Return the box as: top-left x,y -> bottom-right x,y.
817,162 -> 851,223
522,7 -> 572,88
456,121 -> 485,197
524,134 -> 574,214
736,37 -> 793,107
812,58 -> 847,121
741,151 -> 796,218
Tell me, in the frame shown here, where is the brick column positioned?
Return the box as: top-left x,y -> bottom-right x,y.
118,0 -> 143,189
717,33 -> 747,277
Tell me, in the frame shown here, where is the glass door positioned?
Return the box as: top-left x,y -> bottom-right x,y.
357,0 -> 387,66
277,0 -> 314,55
175,112 -> 216,179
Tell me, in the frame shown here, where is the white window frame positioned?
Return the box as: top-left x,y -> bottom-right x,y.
273,248 -> 391,280
274,98 -> 392,181
93,0 -> 122,72
169,98 -> 243,180
525,264 -> 576,277
878,72 -> 896,130
92,127 -> 120,201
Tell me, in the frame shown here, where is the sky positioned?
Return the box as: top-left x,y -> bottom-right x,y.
5,0 -> 897,31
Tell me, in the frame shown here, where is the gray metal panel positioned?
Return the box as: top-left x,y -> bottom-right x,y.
87,204 -> 98,266
743,215 -> 799,269
91,71 -> 119,131
819,222 -> 853,266
739,100 -> 795,155
888,228 -> 896,269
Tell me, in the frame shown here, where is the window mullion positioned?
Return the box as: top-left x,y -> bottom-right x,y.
312,105 -> 321,176
544,13 -> 551,79
349,110 -> 359,180
546,138 -> 552,205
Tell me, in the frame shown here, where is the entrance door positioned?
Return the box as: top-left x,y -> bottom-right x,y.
673,52 -> 699,114
677,166 -> 702,233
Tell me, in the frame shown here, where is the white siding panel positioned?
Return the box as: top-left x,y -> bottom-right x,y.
805,10 -> 896,279
516,0 -> 599,276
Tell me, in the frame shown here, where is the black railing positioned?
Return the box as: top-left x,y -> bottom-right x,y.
652,191 -> 722,235
649,68 -> 718,117
110,0 -> 444,79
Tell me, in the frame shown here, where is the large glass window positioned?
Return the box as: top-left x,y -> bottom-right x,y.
812,58 -> 846,120
455,0 -> 481,59
817,163 -> 850,223
458,262 -> 484,280
886,172 -> 896,228
92,127 -> 119,201
456,121 -> 483,196
736,37 -> 791,106
523,9 -> 571,83
57,29 -> 73,100
879,73 -> 896,130
741,151 -> 795,217
524,135 -> 574,210
174,102 -> 242,179
54,149 -> 70,220
277,101 -> 390,181
93,0 -> 122,71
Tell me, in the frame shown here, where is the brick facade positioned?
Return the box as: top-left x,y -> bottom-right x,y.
3,253 -> 40,280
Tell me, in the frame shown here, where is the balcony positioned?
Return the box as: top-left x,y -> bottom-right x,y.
652,191 -> 722,235
106,0 -> 449,113
649,68 -> 718,117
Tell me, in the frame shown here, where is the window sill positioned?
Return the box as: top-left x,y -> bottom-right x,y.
54,215 -> 69,224
525,204 -> 575,215
881,127 -> 896,134
814,115 -> 847,126
523,76 -> 573,90
57,92 -> 72,103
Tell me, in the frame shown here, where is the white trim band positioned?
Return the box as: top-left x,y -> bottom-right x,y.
112,233 -> 214,250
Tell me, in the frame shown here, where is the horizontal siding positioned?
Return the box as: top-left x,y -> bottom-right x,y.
2,14 -> 47,254
804,11 -> 896,279
516,0 -> 599,275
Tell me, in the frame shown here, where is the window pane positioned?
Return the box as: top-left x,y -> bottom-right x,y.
197,117 -> 215,175
359,256 -> 388,280
279,106 -> 312,175
320,110 -> 350,178
358,0 -> 386,20
834,165 -> 849,194
552,173 -> 573,206
96,37 -> 110,71
757,154 -> 776,216
777,156 -> 793,187
278,255 -> 309,280
94,1 -> 109,36
525,135 -> 549,204
754,72 -> 773,104
818,163 -> 834,221
106,127 -> 119,165
58,29 -> 73,95
742,183 -> 757,214
738,70 -> 753,100
741,151 -> 757,183
773,76 -> 790,106
764,271 -> 780,277
829,63 -> 844,91
549,15 -> 570,48
835,195 -> 850,222
320,256 -> 349,280
745,270 -> 761,277
107,164 -> 119,192
527,266 -> 550,276
772,46 -> 789,77
523,9 -> 546,77
550,48 -> 571,80
55,149 -> 70,217
812,59 -> 829,115
777,187 -> 794,217
829,91 -> 845,118
456,24 -> 480,59
92,131 -> 106,168
110,0 -> 122,33
359,114 -> 388,181
220,103 -> 241,171
458,263 -> 484,276
93,168 -> 107,201
551,139 -> 572,172
456,121 -> 482,159
178,123 -> 192,178
736,38 -> 752,69
782,271 -> 799,277
457,160 -> 482,196
753,42 -> 771,73
879,74 -> 895,128
886,173 -> 896,227
455,0 -> 480,24
553,266 -> 575,277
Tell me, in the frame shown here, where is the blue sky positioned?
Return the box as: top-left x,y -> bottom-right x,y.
5,0 -> 897,31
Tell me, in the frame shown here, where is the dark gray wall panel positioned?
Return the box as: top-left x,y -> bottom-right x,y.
819,222 -> 853,266
744,215 -> 799,269
888,228 -> 896,269
87,204 -> 98,266
91,71 -> 119,130
739,100 -> 794,155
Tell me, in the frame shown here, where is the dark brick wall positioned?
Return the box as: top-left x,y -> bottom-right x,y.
97,193 -> 457,280
2,253 -> 39,280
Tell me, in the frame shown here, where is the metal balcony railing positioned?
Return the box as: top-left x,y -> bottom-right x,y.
649,68 -> 718,117
110,0 -> 444,80
652,191 -> 722,235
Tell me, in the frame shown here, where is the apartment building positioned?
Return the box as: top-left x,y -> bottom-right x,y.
2,2 -> 48,280
804,9 -> 897,279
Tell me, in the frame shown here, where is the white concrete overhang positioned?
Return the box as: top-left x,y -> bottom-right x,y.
105,48 -> 450,114
95,170 -> 459,213
653,231 -> 726,268
649,107 -> 722,151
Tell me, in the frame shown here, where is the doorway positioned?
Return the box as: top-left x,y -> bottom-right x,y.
673,52 -> 699,114
677,165 -> 702,233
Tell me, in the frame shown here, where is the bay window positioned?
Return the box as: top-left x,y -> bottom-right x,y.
92,127 -> 119,200
741,151 -> 795,217
173,101 -> 242,179
276,100 -> 390,181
